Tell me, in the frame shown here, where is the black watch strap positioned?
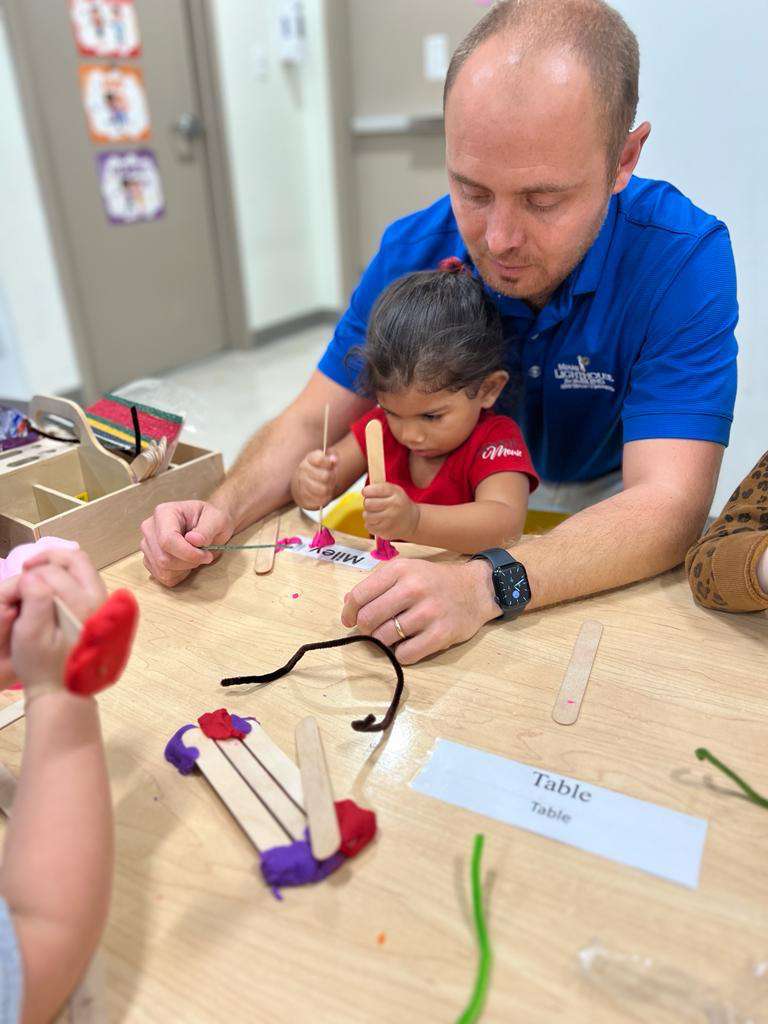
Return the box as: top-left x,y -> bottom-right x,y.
470,548 -> 531,619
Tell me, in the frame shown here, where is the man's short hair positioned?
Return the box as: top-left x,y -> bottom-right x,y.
444,0 -> 640,175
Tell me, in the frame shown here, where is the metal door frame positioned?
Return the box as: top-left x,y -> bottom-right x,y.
1,0 -> 249,401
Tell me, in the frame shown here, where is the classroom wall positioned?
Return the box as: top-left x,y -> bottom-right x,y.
210,0 -> 344,333
0,10 -> 80,399
610,0 -> 768,509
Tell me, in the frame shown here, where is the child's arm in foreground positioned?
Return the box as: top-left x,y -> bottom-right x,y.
685,450 -> 768,612
363,472 -> 530,552
0,552 -> 113,1024
290,431 -> 368,510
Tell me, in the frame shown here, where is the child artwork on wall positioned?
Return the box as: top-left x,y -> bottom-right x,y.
97,150 -> 165,225
70,0 -> 142,59
80,64 -> 151,143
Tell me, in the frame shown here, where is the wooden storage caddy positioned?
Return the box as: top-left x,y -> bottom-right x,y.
0,395 -> 224,569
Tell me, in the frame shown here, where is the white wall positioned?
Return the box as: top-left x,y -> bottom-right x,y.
0,10 -> 80,399
210,0 -> 344,331
597,1 -> 767,510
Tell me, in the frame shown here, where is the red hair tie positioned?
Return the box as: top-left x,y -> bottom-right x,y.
437,257 -> 467,274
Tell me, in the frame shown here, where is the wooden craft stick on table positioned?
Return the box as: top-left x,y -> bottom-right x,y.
552,620 -> 603,725
365,417 -> 386,486
254,517 -> 280,575
295,716 -> 341,860
319,402 -> 330,529
0,700 -> 25,732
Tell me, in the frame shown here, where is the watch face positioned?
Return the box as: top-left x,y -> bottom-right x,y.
494,563 -> 530,609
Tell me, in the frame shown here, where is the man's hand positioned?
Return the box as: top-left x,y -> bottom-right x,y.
140,500 -> 234,587
291,450 -> 338,510
341,557 -> 501,664
362,483 -> 419,540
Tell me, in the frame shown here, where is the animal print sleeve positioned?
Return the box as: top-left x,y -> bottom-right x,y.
685,450 -> 768,612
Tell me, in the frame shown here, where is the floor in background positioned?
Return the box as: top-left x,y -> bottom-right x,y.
119,325 -> 330,469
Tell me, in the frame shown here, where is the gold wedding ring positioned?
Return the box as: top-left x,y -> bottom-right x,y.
393,615 -> 407,641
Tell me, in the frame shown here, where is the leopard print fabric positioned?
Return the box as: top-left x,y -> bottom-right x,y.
685,450 -> 768,612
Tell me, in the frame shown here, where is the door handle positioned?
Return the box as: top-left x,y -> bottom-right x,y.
171,112 -> 204,159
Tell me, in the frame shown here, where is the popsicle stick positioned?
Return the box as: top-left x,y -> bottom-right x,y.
254,517 -> 280,575
54,596 -> 82,647
242,723 -> 304,806
552,620 -> 603,725
67,952 -> 106,1024
295,716 -> 341,860
319,402 -> 330,530
186,727 -> 291,849
217,738 -> 306,840
0,761 -> 16,816
365,417 -> 386,485
0,699 -> 25,731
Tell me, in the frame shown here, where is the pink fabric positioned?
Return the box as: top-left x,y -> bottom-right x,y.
0,537 -> 80,581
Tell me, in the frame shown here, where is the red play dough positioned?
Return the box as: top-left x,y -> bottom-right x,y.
64,589 -> 139,696
197,708 -> 247,740
335,798 -> 377,857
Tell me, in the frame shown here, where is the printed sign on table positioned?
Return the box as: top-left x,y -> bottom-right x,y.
70,0 -> 142,59
97,150 -> 165,225
80,64 -> 150,143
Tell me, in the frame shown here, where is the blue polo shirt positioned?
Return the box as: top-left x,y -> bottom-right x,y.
318,176 -> 738,483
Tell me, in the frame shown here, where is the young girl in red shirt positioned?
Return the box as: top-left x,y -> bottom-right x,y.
291,260 -> 538,553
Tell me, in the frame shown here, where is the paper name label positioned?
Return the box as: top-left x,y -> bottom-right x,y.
281,535 -> 378,572
410,739 -> 707,888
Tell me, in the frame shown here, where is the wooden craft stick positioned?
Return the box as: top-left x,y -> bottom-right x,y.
217,739 -> 306,841
319,401 -> 330,529
365,417 -> 386,485
552,620 -> 603,726
54,596 -> 82,647
241,723 -> 304,807
0,699 -> 25,731
0,760 -> 16,816
67,951 -> 106,1024
254,517 -> 280,575
295,716 -> 341,860
186,727 -> 290,849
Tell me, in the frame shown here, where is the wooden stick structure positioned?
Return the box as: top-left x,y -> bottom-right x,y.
254,517 -> 281,575
184,722 -> 307,850
365,417 -> 386,487
295,716 -> 341,860
552,621 -> 603,725
54,596 -> 82,648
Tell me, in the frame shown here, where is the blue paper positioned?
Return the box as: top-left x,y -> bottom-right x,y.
410,739 -> 707,888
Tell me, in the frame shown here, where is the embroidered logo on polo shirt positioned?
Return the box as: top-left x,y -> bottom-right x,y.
554,357 -> 615,392
481,441 -> 523,460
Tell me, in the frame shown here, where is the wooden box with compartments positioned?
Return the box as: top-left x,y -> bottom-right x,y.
0,395 -> 224,568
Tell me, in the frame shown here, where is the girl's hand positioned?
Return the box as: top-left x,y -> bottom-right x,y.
11,550 -> 107,695
292,449 -> 338,510
362,483 -> 419,540
0,577 -> 21,686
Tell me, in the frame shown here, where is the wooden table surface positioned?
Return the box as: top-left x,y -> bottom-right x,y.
2,507 -> 767,1023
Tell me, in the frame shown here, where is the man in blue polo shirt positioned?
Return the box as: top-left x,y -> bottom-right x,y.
141,0 -> 737,665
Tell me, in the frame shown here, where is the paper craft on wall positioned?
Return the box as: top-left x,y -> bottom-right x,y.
70,0 -> 142,59
97,150 -> 165,224
80,64 -> 150,143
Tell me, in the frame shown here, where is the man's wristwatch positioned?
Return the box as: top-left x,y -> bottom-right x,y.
469,548 -> 531,620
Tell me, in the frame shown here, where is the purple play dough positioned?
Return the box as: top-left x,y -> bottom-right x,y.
164,724 -> 200,774
260,831 -> 345,898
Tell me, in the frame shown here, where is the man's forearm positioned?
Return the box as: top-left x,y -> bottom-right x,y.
511,483 -> 710,610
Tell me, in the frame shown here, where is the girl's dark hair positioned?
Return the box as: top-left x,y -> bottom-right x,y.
348,262 -> 505,398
